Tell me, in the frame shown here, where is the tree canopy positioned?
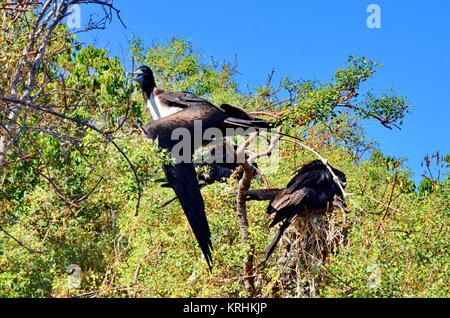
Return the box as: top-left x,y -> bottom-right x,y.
0,1 -> 448,298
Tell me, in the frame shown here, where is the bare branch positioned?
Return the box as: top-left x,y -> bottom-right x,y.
230,130 -> 283,296
0,226 -> 43,255
0,96 -> 143,215
280,137 -> 356,198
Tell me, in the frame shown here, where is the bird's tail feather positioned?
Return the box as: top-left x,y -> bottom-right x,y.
163,163 -> 213,268
221,103 -> 303,142
263,216 -> 295,263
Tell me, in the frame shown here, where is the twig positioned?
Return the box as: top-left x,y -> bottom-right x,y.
232,130 -> 282,297
336,103 -> 399,130
280,137 -> 355,198
248,131 -> 281,164
131,263 -> 141,298
73,284 -> 137,298
367,196 -> 401,213
0,226 -> 43,254
71,177 -> 105,204
0,153 -> 36,167
376,173 -> 398,232
0,96 -> 143,216
248,111 -> 282,119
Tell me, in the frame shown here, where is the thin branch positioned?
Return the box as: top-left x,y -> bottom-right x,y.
280,137 -> 356,199
248,111 -> 282,119
74,0 -> 127,28
71,177 -> 105,204
73,284 -> 137,298
248,132 -> 282,164
0,226 -> 43,255
336,103 -> 400,130
0,96 -> 143,215
367,196 -> 401,213
0,153 -> 36,167
231,130 -> 282,296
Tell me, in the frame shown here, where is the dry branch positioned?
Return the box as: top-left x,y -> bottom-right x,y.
279,137 -> 355,199
0,226 -> 43,254
0,96 -> 143,215
231,130 -> 282,296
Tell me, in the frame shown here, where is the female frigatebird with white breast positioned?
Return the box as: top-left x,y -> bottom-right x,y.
133,65 -> 276,267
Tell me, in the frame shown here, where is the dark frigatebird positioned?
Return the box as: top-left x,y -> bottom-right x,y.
133,65 -> 275,267
245,160 -> 347,262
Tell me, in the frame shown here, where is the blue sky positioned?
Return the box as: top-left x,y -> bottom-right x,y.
77,0 -> 449,183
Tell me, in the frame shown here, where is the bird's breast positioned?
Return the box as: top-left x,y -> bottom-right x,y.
147,94 -> 182,120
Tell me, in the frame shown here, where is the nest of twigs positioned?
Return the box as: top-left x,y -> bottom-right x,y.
267,203 -> 350,298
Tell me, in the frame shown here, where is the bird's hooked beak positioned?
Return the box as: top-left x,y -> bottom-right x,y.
132,70 -> 145,85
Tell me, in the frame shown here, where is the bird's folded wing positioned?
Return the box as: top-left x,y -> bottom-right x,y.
163,162 -> 213,267
245,189 -> 282,201
284,169 -> 323,195
269,188 -> 307,213
158,91 -> 214,108
145,105 -> 226,138
220,104 -> 254,120
222,117 -> 272,130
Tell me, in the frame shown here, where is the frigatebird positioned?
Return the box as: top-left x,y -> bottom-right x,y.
245,160 -> 346,262
133,65 -> 271,127
133,65 -> 274,267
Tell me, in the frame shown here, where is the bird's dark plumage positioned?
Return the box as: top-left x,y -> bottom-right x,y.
163,162 -> 213,267
135,65 -> 274,267
154,120 -> 215,267
246,160 -> 346,262
244,189 -> 282,201
157,91 -> 215,108
196,143 -> 258,184
133,65 -> 275,130
158,143 -> 259,211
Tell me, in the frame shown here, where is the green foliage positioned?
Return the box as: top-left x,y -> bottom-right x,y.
1,24 -> 448,298
322,179 -> 449,298
279,56 -> 410,130
334,56 -> 381,90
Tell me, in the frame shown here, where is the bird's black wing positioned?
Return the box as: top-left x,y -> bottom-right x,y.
245,189 -> 282,201
197,162 -> 238,184
285,160 -> 347,194
267,188 -> 308,219
263,215 -> 296,262
158,91 -> 214,108
220,104 -> 254,120
268,162 -> 346,223
267,164 -> 327,217
162,162 -> 213,267
284,166 -> 325,195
